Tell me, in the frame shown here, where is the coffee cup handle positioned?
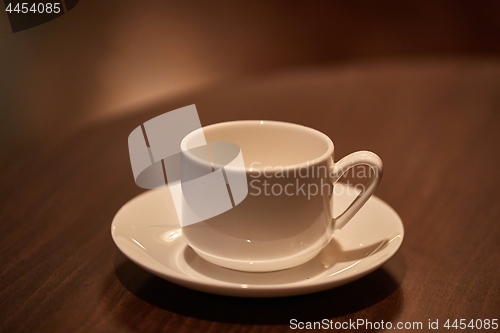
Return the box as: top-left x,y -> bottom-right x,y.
330,151 -> 383,231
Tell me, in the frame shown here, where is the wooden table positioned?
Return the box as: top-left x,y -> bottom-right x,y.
1,59 -> 499,332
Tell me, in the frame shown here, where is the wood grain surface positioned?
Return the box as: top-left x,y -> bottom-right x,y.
1,59 -> 499,332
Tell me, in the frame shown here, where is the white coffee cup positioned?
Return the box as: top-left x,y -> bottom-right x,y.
180,120 -> 382,272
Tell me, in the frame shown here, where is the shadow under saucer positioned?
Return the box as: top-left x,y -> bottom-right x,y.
110,250 -> 406,325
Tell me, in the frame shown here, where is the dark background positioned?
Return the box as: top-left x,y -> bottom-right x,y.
1,1 -> 500,167
1,2 -> 500,332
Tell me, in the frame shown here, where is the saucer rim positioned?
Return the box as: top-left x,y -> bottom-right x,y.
111,185 -> 404,297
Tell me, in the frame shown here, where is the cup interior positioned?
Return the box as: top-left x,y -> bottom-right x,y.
182,120 -> 333,170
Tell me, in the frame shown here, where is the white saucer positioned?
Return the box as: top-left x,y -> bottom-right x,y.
111,183 -> 404,297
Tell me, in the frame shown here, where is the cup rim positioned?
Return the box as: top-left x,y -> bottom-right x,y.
180,120 -> 334,174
